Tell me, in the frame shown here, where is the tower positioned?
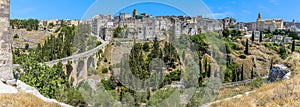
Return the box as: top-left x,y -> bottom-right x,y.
256,13 -> 263,31
133,9 -> 138,19
257,13 -> 262,21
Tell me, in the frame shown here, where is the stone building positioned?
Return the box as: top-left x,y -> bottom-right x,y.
221,17 -> 237,29
240,13 -> 284,32
91,9 -> 223,41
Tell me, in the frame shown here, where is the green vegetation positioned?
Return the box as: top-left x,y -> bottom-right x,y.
244,39 -> 249,55
162,70 -> 182,85
250,76 -> 264,89
222,28 -> 243,38
251,31 -> 255,42
128,37 -> 180,80
291,40 -> 296,53
102,68 -> 108,73
17,53 -> 86,106
149,88 -> 175,105
13,34 -> 19,39
278,45 -> 288,59
264,42 -> 288,59
190,34 -> 208,55
113,26 -> 127,38
288,30 -> 300,40
224,63 -> 244,82
13,24 -> 101,64
10,19 -> 39,31
225,38 -> 241,53
259,31 -> 263,42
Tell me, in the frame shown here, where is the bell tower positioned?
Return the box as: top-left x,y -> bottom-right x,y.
257,13 -> 262,21
133,9 -> 138,19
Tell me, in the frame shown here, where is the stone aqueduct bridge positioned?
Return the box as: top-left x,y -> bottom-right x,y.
14,41 -> 109,85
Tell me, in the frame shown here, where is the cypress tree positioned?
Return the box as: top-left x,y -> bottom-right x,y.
244,39 -> 249,55
292,40 -> 296,53
232,70 -> 236,82
207,63 -> 211,78
270,59 -> 273,70
241,64 -> 244,80
259,31 -> 263,42
251,31 -> 255,43
204,57 -> 208,77
251,67 -> 254,79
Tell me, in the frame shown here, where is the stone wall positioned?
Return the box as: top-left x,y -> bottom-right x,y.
0,0 -> 13,82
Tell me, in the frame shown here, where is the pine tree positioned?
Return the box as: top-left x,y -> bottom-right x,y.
251,31 -> 255,43
292,40 -> 296,53
244,39 -> 249,55
151,37 -> 160,59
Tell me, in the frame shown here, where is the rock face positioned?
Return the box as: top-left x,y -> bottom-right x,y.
267,64 -> 291,82
0,0 -> 14,83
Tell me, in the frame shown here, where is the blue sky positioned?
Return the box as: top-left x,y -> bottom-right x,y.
11,0 -> 300,22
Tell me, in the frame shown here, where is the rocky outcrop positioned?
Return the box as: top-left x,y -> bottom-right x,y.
0,81 -> 18,94
267,64 -> 291,82
0,0 -> 15,84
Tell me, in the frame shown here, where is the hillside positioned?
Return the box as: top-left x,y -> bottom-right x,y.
11,29 -> 55,48
0,93 -> 59,107
210,53 -> 300,107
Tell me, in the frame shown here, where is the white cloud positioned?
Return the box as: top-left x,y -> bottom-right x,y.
212,11 -> 232,18
15,7 -> 35,15
269,0 -> 280,5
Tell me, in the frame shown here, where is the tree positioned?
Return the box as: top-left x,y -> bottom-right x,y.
244,39 -> 249,55
207,63 -> 211,78
270,59 -> 273,70
291,40 -> 296,53
259,31 -> 263,42
204,57 -> 208,77
251,67 -> 254,79
150,37 -> 161,59
241,64 -> 244,80
143,42 -> 150,52
222,28 -> 230,38
279,46 -> 287,59
13,34 -> 19,38
288,31 -> 299,40
251,31 -> 255,43
25,43 -> 29,50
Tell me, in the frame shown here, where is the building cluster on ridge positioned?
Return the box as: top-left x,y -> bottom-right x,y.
33,9 -> 300,42
90,9 -> 223,41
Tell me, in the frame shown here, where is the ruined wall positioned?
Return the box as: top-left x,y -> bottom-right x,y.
0,0 -> 13,82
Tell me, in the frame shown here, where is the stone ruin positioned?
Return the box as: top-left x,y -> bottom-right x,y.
267,64 -> 291,82
0,0 -> 15,85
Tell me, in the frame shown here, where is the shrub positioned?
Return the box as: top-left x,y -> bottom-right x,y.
101,80 -> 112,90
102,68 -> 108,73
13,34 -> 19,38
250,76 -> 264,89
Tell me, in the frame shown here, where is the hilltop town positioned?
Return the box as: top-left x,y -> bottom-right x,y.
2,5 -> 300,107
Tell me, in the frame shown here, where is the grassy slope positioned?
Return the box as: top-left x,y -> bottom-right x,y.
0,92 -> 58,107
210,53 -> 300,107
